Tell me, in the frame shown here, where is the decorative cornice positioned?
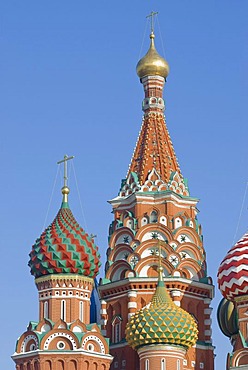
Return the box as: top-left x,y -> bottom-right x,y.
35,274 -> 93,284
12,350 -> 113,361
99,276 -> 214,299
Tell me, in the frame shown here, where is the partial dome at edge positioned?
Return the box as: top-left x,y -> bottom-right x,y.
218,232 -> 248,301
217,298 -> 238,338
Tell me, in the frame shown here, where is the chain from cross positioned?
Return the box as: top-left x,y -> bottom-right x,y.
146,11 -> 158,33
57,155 -> 74,188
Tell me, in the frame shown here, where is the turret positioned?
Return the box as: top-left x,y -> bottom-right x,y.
12,155 -> 112,370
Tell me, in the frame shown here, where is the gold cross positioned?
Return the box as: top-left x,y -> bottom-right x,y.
57,155 -> 74,188
146,11 -> 158,33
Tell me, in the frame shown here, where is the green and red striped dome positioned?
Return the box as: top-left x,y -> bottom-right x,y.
28,202 -> 101,278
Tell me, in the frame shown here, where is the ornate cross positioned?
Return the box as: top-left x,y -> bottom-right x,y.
146,11 -> 158,33
57,155 -> 74,188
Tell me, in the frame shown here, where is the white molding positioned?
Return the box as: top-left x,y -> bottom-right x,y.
128,291 -> 137,298
174,301 -> 181,307
204,308 -> 213,315
204,330 -> 212,336
128,302 -> 137,309
99,276 -> 214,293
203,298 -> 211,304
12,350 -> 113,361
204,319 -> 212,326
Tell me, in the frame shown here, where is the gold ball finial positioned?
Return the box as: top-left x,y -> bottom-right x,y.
61,186 -> 70,203
136,32 -> 169,80
61,186 -> 70,195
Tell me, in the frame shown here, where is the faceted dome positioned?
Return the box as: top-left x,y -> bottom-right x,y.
29,201 -> 101,279
136,33 -> 169,79
125,272 -> 198,350
217,298 -> 238,338
218,232 -> 248,300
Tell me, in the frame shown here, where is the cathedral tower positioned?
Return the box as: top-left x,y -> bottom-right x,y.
12,156 -> 113,370
99,17 -> 215,370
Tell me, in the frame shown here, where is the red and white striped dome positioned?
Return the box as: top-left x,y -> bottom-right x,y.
218,232 -> 248,301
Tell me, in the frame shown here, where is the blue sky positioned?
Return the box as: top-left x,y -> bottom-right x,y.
1,1 -> 248,369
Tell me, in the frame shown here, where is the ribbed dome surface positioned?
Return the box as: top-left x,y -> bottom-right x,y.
218,232 -> 248,300
125,279 -> 198,350
29,202 -> 101,278
217,298 -> 238,338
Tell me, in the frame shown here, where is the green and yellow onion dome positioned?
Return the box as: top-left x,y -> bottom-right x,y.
28,187 -> 101,279
126,269 -> 198,350
136,32 -> 169,80
217,298 -> 238,338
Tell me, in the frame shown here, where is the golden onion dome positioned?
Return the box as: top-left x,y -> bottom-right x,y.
125,268 -> 198,350
136,32 -> 169,79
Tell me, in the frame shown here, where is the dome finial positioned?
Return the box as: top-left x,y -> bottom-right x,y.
57,154 -> 74,203
146,10 -> 158,35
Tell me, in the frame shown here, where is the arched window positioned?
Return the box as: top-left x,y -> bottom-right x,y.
160,216 -> 167,226
79,301 -> 84,321
161,358 -> 166,370
150,211 -> 158,223
126,219 -> 134,229
112,316 -> 122,343
57,360 -> 64,370
61,300 -> 66,321
44,301 -> 48,319
175,217 -> 182,228
141,216 -> 149,226
44,360 -> 52,370
177,359 -> 180,370
115,322 -> 121,342
145,359 -> 149,370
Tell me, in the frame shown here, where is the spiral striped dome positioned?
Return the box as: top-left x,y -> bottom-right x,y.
28,201 -> 100,279
218,232 -> 248,300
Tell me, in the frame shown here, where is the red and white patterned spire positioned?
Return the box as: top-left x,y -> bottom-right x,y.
125,30 -> 186,194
